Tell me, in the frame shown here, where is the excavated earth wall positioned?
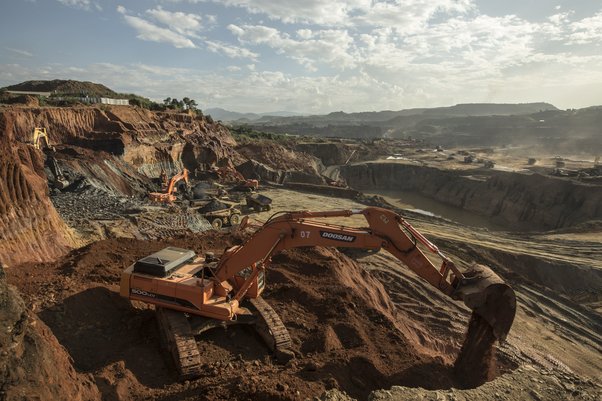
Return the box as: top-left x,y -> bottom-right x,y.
340,162 -> 602,230
0,112 -> 76,266
3,106 -> 238,190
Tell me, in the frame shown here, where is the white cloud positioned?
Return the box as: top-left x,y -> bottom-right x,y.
205,14 -> 218,26
353,0 -> 473,34
208,0 -> 473,27
146,6 -> 203,37
117,6 -> 196,48
567,11 -> 602,44
218,0 -> 362,25
2,58 -> 602,112
296,29 -> 313,40
5,47 -> 33,57
57,0 -> 101,11
229,24 -> 357,71
205,41 -> 258,60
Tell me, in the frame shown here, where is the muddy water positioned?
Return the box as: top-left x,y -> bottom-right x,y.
365,189 -> 507,231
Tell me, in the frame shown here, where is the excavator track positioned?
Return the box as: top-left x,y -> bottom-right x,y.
156,307 -> 202,380
248,297 -> 294,362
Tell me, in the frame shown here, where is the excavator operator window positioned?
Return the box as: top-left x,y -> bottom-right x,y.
237,266 -> 253,279
257,270 -> 265,290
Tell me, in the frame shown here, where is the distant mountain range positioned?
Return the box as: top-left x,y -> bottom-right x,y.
210,102 -> 557,124
205,108 -> 304,122
218,102 -> 559,138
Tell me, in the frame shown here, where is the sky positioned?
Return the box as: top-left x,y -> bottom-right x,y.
1,0 -> 602,113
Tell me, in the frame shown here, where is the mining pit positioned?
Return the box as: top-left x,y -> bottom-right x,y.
1,105 -> 601,401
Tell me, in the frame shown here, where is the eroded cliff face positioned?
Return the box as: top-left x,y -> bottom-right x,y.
295,142 -> 355,166
340,162 -> 602,230
3,106 -> 238,194
0,112 -> 76,266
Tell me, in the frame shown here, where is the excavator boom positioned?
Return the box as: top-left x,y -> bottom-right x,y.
213,207 -> 515,341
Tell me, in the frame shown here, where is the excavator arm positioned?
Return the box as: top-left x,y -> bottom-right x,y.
214,207 -> 516,341
166,169 -> 189,195
148,169 -> 189,203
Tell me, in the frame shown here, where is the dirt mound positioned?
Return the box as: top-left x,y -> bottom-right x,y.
0,267 -> 100,401
3,79 -> 118,97
6,232 -> 492,400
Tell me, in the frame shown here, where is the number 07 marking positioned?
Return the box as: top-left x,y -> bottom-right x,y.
300,231 -> 311,239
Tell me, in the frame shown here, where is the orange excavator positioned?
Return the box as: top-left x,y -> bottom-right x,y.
149,169 -> 190,203
120,207 -> 516,379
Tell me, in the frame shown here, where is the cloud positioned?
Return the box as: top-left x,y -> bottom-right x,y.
205,41 -> 259,60
2,58 -> 602,112
5,47 -> 33,57
57,0 -> 101,11
229,24 -> 356,70
218,0 -> 358,25
353,0 -> 474,33
207,0 -> 473,27
117,6 -> 196,48
146,6 -> 203,37
567,11 -> 602,44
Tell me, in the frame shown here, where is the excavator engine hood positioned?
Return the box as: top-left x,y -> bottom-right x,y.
453,264 -> 516,342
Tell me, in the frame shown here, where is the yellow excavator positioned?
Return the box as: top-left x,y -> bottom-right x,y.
120,207 -> 516,379
31,128 -> 69,189
32,127 -> 56,152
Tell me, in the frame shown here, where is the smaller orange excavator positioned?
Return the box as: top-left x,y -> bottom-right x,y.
149,169 -> 190,203
121,207 -> 516,379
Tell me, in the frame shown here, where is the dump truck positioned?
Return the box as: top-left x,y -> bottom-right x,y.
198,199 -> 241,229
245,193 -> 272,212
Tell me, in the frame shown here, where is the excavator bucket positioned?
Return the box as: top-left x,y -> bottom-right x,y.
453,264 -> 516,342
